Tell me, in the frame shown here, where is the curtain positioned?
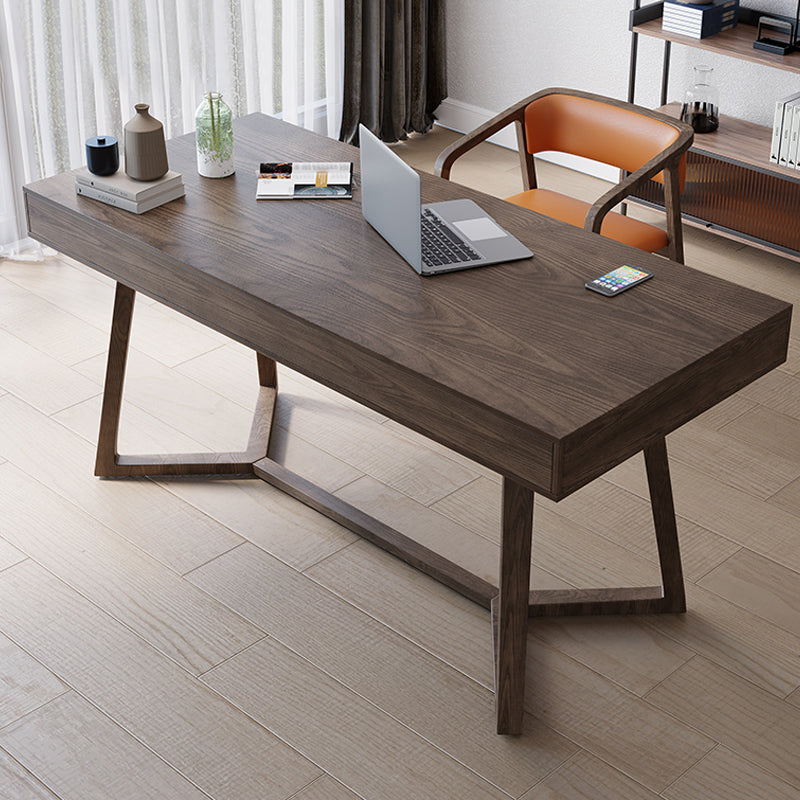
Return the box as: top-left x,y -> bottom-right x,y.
339,0 -> 446,144
0,0 -> 344,250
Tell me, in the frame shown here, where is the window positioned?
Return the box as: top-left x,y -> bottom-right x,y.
0,0 -> 343,248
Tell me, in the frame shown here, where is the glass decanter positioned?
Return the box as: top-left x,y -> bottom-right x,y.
681,65 -> 719,134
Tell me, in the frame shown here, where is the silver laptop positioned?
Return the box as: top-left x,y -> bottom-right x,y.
359,124 -> 533,276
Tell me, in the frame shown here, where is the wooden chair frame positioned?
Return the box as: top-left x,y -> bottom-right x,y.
434,87 -> 694,263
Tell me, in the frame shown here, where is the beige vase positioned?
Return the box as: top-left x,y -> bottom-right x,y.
124,104 -> 169,181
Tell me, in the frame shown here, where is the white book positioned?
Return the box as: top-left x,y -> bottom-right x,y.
779,96 -> 800,166
75,167 -> 183,202
771,91 -> 800,164
790,103 -> 800,169
75,181 -> 185,213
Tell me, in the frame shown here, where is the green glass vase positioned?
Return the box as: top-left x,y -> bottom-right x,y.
195,92 -> 234,177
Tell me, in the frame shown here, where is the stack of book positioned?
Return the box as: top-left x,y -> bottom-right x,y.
662,0 -> 739,39
75,168 -> 185,213
771,91 -> 800,169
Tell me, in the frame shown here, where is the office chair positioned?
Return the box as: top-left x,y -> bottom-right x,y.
435,88 -> 694,263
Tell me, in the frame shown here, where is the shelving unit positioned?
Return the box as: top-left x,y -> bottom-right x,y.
628,2 -> 800,261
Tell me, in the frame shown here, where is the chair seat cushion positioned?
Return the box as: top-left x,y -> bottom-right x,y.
505,188 -> 670,254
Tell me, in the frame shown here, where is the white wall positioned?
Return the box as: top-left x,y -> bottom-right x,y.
439,0 -> 800,135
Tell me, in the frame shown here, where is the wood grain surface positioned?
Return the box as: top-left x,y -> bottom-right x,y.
24,113 -> 791,499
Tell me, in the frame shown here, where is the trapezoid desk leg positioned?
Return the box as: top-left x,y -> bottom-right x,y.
644,437 -> 686,613
94,281 -> 277,478
493,478 -> 534,735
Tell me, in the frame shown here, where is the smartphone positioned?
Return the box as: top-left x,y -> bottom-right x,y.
585,265 -> 654,296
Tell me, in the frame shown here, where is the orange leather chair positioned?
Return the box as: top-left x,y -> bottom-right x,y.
435,88 -> 694,263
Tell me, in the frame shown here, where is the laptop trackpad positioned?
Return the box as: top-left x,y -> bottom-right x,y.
452,217 -> 508,241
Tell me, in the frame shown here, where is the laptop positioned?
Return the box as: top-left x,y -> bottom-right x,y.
359,124 -> 533,276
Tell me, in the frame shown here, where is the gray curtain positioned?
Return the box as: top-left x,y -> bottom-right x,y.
340,0 -> 446,144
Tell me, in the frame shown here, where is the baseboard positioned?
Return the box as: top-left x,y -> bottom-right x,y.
434,97 -> 618,183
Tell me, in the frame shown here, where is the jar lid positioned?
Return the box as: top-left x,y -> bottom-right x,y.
86,135 -> 118,148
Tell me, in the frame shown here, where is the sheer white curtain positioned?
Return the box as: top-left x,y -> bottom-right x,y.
0,0 -> 344,250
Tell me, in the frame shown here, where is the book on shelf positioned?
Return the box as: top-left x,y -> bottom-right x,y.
788,102 -> 800,169
662,0 -> 738,39
770,91 -> 800,165
75,180 -> 185,213
256,162 -> 353,199
75,167 -> 183,202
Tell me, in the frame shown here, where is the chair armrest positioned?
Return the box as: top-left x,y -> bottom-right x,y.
434,94 -> 539,179
584,130 -> 693,235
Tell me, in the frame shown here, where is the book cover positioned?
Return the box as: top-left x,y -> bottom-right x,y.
75,167 -> 183,202
75,181 -> 185,213
663,0 -> 738,38
256,162 -> 353,199
770,91 -> 800,164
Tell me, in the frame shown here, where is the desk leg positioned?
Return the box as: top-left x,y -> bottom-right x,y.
493,478 -> 533,735
645,437 -> 686,613
95,281 -> 277,477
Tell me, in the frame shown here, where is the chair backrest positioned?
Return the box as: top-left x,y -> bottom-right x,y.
523,93 -> 687,191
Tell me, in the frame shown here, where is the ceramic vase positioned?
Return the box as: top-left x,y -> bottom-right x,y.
195,92 -> 235,177
124,104 -> 169,180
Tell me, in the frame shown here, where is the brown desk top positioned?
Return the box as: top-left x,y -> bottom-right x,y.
24,114 -> 792,499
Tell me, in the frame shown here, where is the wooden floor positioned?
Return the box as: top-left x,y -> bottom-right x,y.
1,126 -> 800,800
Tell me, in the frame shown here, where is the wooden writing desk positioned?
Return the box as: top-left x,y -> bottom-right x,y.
24,114 -> 792,734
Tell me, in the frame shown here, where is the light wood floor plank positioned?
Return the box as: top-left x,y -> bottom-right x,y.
303,544 -> 714,791
0,275 -> 109,365
607,455 -> 800,577
272,388 -> 480,507
189,542 -> 577,796
647,656 -> 800,789
0,463 -> 262,675
720,404 -> 800,467
0,254 -> 116,332
535,473 -> 740,583
666,423 -> 800,499
521,641 -> 714,792
736,365 -> 800,420
0,537 -> 25,572
683,393 -> 758,432
663,745 -> 800,800
0,328 -> 100,415
642,582 -> 800,696
0,692 -> 210,800
289,775 -> 365,800
0,633 -> 66,729
308,540 -> 497,686
520,750 -> 662,799
0,560 -> 321,800
205,638 -> 511,800
177,343 -> 387,426
0,748 -> 61,800
53,392 -> 215,455
699,548 -> 800,639
431,474 -> 670,590
334,474 -> 570,588
308,540 -> 693,698
158,478 -> 357,572
73,348 -> 257,453
0,394 -> 243,575
769,474 -> 800,516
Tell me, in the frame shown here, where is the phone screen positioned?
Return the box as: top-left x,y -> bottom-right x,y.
586,265 -> 653,296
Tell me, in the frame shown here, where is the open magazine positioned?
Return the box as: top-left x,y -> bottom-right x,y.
256,162 -> 353,199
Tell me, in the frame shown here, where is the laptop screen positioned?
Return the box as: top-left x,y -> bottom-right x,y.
359,124 -> 423,272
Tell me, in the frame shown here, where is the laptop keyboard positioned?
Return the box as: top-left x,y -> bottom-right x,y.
421,209 -> 481,268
